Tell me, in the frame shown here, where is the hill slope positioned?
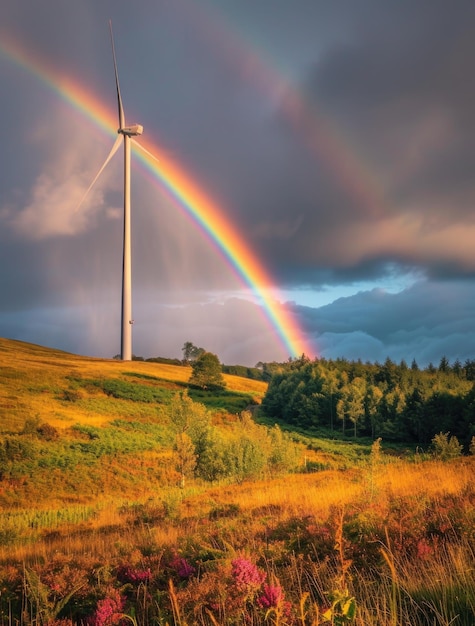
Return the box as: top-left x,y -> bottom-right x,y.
0,338 -> 268,508
1,340 -> 475,626
0,338 -> 267,432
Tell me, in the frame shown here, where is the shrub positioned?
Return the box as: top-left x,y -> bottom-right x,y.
431,432 -> 463,460
22,416 -> 42,435
37,423 -> 59,441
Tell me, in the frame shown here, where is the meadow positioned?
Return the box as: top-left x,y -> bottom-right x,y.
0,338 -> 474,625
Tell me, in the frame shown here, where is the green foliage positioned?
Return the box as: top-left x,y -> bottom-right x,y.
322,589 -> 357,624
222,364 -> 264,380
262,358 -> 475,446
189,352 -> 226,391
228,416 -> 269,482
167,391 -> 211,481
72,424 -> 100,440
0,435 -> 35,462
146,356 -> 182,365
431,432 -> 463,460
163,393 -> 302,484
0,505 -> 96,540
65,375 -> 173,404
195,429 -> 231,481
99,378 -> 172,403
182,341 -> 205,364
196,412 -> 302,483
188,386 -> 255,412
268,423 -> 302,472
174,432 -> 197,488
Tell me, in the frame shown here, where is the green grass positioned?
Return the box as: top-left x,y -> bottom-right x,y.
188,387 -> 257,412
0,340 -> 474,625
0,338 -> 270,509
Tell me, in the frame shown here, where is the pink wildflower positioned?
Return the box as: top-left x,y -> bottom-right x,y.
258,583 -> 284,608
89,589 -> 126,626
416,538 -> 433,560
231,557 -> 266,593
170,556 -> 196,579
116,565 -> 151,584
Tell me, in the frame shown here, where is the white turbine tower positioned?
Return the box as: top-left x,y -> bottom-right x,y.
77,21 -> 143,361
109,21 -> 143,361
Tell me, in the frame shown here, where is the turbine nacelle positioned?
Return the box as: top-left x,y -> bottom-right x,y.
120,124 -> 143,137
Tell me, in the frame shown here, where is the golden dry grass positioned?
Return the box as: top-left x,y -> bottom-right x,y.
4,456 -> 473,567
191,457 -> 474,522
0,338 -> 267,430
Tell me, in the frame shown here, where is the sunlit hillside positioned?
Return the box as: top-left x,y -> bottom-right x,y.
0,338 -> 267,431
0,338 -> 474,625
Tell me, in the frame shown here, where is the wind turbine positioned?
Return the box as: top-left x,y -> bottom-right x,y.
109,20 -> 143,362
77,21 -> 143,361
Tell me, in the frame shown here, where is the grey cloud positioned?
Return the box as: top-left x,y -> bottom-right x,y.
2,0 -> 475,366
295,280 -> 475,366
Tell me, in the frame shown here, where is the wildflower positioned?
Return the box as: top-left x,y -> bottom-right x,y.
258,583 -> 284,608
170,556 -> 196,579
231,557 -> 266,593
416,538 -> 433,560
116,565 -> 151,584
89,589 -> 126,626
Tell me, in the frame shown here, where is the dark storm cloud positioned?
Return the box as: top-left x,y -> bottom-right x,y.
295,3 -> 475,273
296,280 -> 475,366
2,0 -> 475,365
235,0 -> 475,287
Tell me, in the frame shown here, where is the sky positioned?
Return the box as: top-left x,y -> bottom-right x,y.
2,1 -> 475,367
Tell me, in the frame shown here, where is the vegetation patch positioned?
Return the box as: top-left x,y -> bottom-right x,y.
188,387 -> 257,412
1,340 -> 475,624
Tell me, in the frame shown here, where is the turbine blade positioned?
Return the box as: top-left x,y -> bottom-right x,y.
109,20 -> 125,129
74,135 -> 123,213
131,139 -> 160,165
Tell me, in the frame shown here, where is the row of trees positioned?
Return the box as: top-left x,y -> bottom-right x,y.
261,357 -> 475,446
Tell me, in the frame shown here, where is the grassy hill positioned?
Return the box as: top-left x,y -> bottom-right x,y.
0,338 -> 271,507
0,338 -> 267,431
0,339 -> 474,625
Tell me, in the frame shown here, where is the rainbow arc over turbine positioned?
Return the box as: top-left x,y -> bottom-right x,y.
0,32 -> 313,360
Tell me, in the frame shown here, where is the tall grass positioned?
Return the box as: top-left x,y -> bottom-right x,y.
1,340 -> 474,625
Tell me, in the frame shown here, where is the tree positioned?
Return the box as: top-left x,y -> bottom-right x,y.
182,341 -> 205,365
337,377 -> 365,437
173,432 -> 196,488
438,356 -> 450,373
189,352 -> 226,390
168,391 -> 211,474
431,432 -> 463,460
365,384 -> 383,438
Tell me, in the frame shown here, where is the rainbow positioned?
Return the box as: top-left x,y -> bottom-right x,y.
181,0 -> 387,218
0,31 -> 313,360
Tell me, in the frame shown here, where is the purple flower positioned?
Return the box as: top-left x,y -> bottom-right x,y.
89,589 -> 126,626
258,583 -> 284,608
231,557 -> 266,592
170,556 -> 196,579
116,565 -> 151,584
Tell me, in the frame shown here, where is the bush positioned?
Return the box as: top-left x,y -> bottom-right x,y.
431,432 -> 463,460
37,423 -> 59,441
